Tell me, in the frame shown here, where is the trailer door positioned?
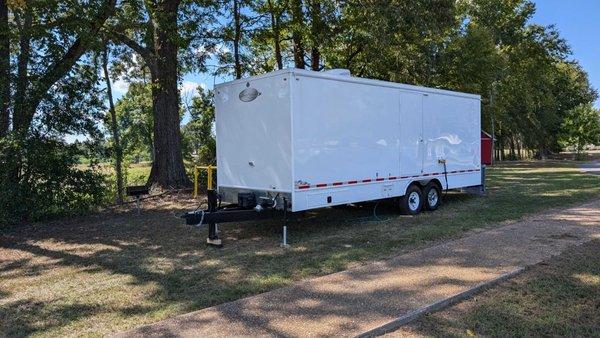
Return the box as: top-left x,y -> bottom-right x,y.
422,94 -> 480,174
399,92 -> 424,176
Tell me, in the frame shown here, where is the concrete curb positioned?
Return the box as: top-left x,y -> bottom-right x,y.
357,267 -> 526,337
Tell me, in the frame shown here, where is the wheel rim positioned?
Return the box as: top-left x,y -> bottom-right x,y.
408,191 -> 420,211
427,189 -> 438,207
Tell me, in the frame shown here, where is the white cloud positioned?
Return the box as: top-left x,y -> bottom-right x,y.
111,78 -> 207,99
112,78 -> 130,95
215,43 -> 231,55
180,81 -> 206,98
194,43 -> 231,58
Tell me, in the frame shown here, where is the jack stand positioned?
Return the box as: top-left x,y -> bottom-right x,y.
206,190 -> 223,248
207,224 -> 222,247
280,197 -> 290,248
135,196 -> 141,215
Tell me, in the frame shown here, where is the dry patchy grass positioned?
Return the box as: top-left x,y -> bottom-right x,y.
0,161 -> 599,337
391,239 -> 600,337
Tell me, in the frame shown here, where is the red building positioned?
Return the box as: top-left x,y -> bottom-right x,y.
481,131 -> 494,165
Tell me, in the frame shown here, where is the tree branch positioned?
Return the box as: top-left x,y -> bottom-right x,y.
23,0 -> 118,130
112,32 -> 157,70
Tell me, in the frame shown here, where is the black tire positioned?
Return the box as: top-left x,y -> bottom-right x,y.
399,184 -> 423,215
423,182 -> 442,211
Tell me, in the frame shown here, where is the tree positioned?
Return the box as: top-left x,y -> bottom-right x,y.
11,0 -> 117,136
265,0 -> 285,70
182,87 -> 215,165
233,0 -> 242,78
0,0 -> 9,136
1,0 -> 117,224
307,0 -> 322,70
111,82 -> 155,163
289,0 -> 306,68
560,104 -> 600,158
324,0 -> 456,83
449,0 -> 597,159
111,0 -> 191,188
102,45 -> 124,203
245,0 -> 289,74
109,0 -> 219,188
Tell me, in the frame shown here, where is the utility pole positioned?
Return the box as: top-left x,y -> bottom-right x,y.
490,82 -> 496,164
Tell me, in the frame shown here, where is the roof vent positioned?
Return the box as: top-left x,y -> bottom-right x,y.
324,69 -> 351,76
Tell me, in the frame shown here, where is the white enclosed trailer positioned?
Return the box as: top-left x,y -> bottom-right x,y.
184,68 -> 483,246
214,68 -> 482,213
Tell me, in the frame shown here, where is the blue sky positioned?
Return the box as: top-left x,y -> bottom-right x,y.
532,0 -> 600,107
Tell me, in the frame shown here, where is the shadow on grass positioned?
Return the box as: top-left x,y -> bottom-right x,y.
0,299 -> 101,337
0,163 -> 598,335
401,239 -> 600,337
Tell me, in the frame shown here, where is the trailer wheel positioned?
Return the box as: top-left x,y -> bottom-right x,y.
399,185 -> 423,215
423,182 -> 442,211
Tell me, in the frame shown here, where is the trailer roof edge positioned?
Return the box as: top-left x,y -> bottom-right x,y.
214,68 -> 481,100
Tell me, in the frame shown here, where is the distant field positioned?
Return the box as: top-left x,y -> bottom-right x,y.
77,162 -> 152,187
1,160 -> 599,337
125,162 -> 152,186
93,162 -> 203,188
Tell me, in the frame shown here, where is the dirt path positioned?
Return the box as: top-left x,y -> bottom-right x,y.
116,199 -> 600,337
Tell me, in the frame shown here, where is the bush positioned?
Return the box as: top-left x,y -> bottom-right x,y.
0,135 -> 109,227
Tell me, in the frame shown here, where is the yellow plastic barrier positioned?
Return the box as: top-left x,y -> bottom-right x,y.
194,165 -> 217,198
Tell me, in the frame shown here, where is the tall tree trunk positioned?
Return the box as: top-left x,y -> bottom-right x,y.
498,136 -> 503,161
147,0 -> 190,189
309,0 -> 321,71
267,0 -> 283,70
102,46 -> 124,203
0,0 -> 9,136
290,0 -> 305,69
233,0 -> 242,79
509,137 -> 516,158
13,9 -> 32,135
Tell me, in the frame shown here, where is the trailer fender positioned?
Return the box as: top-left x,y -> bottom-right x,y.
401,181 -> 420,197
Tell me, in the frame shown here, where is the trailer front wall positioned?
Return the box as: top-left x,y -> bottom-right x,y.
215,73 -> 293,194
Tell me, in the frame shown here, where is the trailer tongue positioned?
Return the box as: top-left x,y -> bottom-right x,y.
183,190 -> 291,247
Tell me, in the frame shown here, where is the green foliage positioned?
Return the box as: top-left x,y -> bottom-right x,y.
560,104 -> 600,157
0,135 -> 108,227
0,0 -> 118,225
109,82 -> 154,163
182,87 -> 216,165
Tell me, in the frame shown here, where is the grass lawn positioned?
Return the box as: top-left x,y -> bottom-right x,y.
1,160 -> 599,337
392,239 -> 600,337
125,162 -> 152,186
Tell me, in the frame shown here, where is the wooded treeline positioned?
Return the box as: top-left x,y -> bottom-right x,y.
0,0 -> 599,225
